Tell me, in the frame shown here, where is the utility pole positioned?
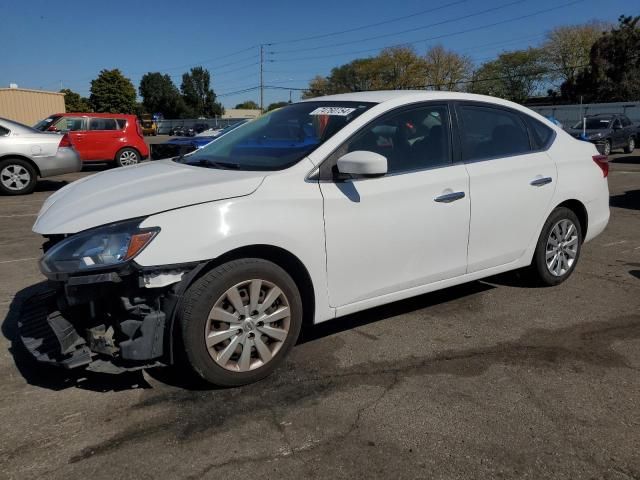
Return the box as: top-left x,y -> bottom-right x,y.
259,44 -> 264,113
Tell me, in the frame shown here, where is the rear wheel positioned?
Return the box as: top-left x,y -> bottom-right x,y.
0,158 -> 37,195
115,148 -> 140,167
624,136 -> 635,154
530,207 -> 582,286
178,258 -> 303,386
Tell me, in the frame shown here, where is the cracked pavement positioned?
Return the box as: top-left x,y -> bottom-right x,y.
1,150 -> 639,479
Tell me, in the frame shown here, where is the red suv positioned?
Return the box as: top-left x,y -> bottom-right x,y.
34,113 -> 149,167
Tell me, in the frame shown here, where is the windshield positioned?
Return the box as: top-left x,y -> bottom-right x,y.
33,116 -> 60,131
572,118 -> 612,129
179,101 -> 374,170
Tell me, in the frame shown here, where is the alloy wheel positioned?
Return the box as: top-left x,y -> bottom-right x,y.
204,279 -> 291,372
629,138 -> 635,151
119,150 -> 139,166
603,141 -> 611,156
0,164 -> 31,191
545,219 -> 579,277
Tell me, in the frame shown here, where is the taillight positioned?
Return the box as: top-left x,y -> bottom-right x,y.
58,134 -> 73,148
136,121 -> 143,138
592,154 -> 609,178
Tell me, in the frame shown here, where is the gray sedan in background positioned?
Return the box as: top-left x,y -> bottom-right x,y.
0,117 -> 81,195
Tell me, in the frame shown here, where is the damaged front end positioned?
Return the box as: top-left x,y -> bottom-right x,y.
20,225 -> 201,374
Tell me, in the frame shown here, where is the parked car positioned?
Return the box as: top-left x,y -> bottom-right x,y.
0,117 -> 81,195
566,113 -> 637,155
169,125 -> 186,136
193,123 -> 209,134
25,91 -> 610,387
34,113 -> 149,167
151,121 -> 250,160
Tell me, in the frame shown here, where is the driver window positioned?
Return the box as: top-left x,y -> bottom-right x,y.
337,104 -> 452,175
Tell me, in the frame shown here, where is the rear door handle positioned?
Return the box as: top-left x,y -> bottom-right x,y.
434,191 -> 465,203
530,176 -> 552,187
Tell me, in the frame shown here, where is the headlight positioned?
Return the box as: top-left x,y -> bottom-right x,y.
589,132 -> 603,140
41,219 -> 159,274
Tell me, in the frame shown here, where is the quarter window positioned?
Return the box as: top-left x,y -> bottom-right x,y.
524,115 -> 554,150
89,118 -> 118,130
0,126 -> 9,136
116,119 -> 127,129
337,105 -> 452,175
459,105 -> 531,161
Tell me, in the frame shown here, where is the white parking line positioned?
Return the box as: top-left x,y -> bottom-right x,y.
603,240 -> 627,247
0,214 -> 38,218
0,257 -> 39,264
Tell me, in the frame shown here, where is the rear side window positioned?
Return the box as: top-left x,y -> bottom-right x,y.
524,115 -> 554,150
89,118 -> 118,130
458,105 -> 530,161
621,116 -> 632,127
116,119 -> 127,129
0,126 -> 9,136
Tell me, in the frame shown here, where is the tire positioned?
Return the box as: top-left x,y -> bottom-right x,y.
602,140 -> 611,156
178,258 -> 303,387
115,148 -> 140,167
530,207 -> 582,286
0,158 -> 37,195
624,136 -> 635,154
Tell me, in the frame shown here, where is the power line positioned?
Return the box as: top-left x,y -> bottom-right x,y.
266,0 -> 469,46
270,0 -> 585,62
270,0 -> 525,55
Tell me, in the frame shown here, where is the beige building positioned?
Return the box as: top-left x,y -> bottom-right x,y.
222,108 -> 262,120
0,87 -> 65,126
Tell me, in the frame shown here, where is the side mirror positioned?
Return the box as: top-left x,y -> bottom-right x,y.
336,150 -> 387,178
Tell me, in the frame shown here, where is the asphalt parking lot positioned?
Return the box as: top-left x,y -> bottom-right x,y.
0,150 -> 639,479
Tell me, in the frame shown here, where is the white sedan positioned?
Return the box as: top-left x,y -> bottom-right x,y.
26,91 -> 609,386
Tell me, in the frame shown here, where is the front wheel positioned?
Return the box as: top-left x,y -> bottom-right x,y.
178,259 -> 303,386
115,148 -> 140,167
0,158 -> 37,195
601,140 -> 611,156
530,207 -> 582,286
624,136 -> 635,154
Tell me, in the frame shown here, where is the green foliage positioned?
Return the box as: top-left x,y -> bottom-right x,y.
139,72 -> 187,118
180,67 -> 224,117
468,48 -> 545,103
235,100 -> 260,109
266,101 -> 290,111
89,69 -> 137,113
562,15 -> 640,102
60,88 -> 91,112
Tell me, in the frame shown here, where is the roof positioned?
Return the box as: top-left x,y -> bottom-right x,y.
0,87 -> 65,96
302,90 -> 508,104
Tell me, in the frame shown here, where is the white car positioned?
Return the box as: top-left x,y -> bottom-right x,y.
25,91 -> 609,386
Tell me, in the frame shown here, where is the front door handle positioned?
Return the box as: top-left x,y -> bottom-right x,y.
434,191 -> 465,203
530,176 -> 552,187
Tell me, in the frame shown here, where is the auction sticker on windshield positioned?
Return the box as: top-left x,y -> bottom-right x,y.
309,107 -> 357,116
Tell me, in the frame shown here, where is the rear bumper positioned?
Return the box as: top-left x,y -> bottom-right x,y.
34,148 -> 82,178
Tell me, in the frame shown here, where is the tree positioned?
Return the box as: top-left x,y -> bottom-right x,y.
374,46 -> 425,89
60,88 -> 91,112
266,101 -> 290,111
562,16 -> 640,102
139,72 -> 186,118
542,21 -> 610,85
423,44 -> 472,90
89,69 -> 137,113
302,75 -> 331,99
181,66 -> 224,117
469,48 -> 545,103
235,100 -> 259,109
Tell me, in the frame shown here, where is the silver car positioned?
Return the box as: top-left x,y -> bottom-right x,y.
0,117 -> 81,195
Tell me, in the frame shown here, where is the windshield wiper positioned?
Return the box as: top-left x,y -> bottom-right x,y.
193,158 -> 242,170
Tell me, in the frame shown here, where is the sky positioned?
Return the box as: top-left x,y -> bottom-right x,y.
1,0 -> 635,109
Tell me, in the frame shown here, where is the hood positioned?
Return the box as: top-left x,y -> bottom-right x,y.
33,160 -> 266,234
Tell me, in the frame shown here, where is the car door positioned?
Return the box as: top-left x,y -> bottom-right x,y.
87,117 -> 120,161
52,116 -> 89,159
319,103 -> 470,308
455,102 -> 557,273
611,117 -> 626,148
